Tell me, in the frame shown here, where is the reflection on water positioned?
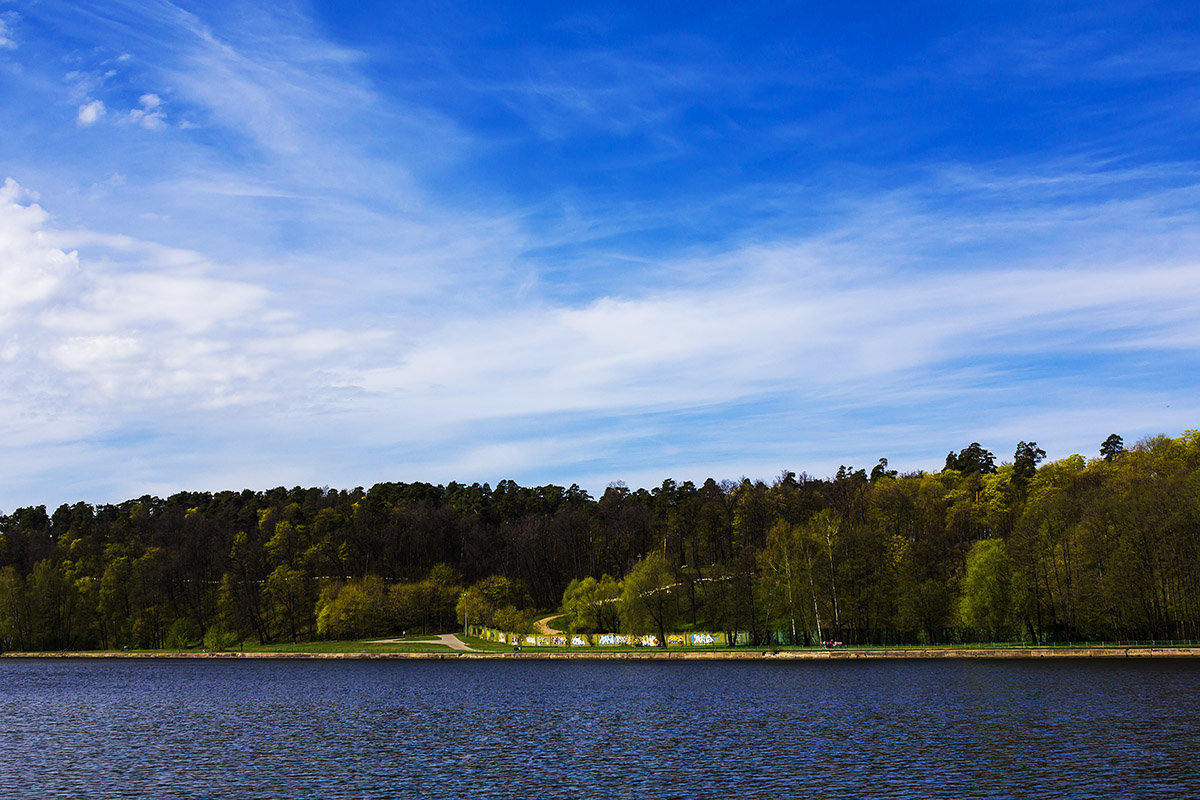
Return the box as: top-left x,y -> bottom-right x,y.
2,658 -> 1198,798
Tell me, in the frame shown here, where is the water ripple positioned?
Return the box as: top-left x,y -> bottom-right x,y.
1,659 -> 1198,798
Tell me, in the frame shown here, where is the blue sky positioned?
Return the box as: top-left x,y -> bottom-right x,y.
2,1 -> 1199,509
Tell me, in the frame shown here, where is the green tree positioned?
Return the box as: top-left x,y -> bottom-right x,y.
455,574 -> 533,631
561,575 -> 621,633
1100,433 -> 1124,462
0,567 -> 31,651
98,554 -> 134,648
1013,441 -> 1046,489
475,575 -> 532,611
389,566 -> 462,633
314,576 -> 387,639
456,585 -> 493,631
265,520 -> 307,568
945,443 -> 997,474
164,617 -> 202,649
28,560 -> 72,650
619,551 -> 676,647
960,539 -> 1016,640
807,509 -> 843,637
870,458 -> 897,483
265,565 -> 315,643
757,521 -> 810,644
492,605 -> 532,634
222,531 -> 270,643
898,578 -> 954,644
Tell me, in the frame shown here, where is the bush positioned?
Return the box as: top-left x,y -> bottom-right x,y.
203,625 -> 239,651
315,577 -> 387,639
493,605 -> 532,634
164,618 -> 202,649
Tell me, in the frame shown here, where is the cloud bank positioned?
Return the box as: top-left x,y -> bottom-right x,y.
4,164 -> 1198,508
1,1 -> 1198,509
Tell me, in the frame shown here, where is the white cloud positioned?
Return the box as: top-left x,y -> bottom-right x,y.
76,99 -> 106,126
0,178 -> 377,427
352,250 -> 1200,428
122,2 -> 375,158
3,164 -> 1200,508
128,93 -> 166,130
0,16 -> 15,50
64,63 -> 171,131
0,179 -> 78,317
64,69 -> 109,103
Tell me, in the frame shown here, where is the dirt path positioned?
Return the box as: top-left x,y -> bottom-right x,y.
534,615 -> 564,635
368,633 -> 479,651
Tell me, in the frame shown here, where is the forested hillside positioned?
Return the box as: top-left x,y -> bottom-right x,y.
2,432 -> 1198,650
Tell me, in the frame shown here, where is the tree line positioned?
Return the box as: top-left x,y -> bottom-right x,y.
1,432 -> 1197,650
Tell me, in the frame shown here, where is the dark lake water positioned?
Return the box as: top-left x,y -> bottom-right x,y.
2,657 -> 1198,798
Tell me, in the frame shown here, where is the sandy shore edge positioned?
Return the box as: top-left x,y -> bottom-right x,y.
4,647 -> 1200,660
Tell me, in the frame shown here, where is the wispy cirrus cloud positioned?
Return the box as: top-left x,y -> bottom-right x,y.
0,14 -> 16,50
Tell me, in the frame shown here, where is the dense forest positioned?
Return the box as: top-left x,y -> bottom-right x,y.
1,432 -> 1198,651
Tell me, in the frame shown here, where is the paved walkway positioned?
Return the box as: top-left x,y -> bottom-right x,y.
432,633 -> 478,651
368,633 -> 479,651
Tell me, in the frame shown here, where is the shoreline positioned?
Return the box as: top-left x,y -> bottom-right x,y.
4,646 -> 1200,660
